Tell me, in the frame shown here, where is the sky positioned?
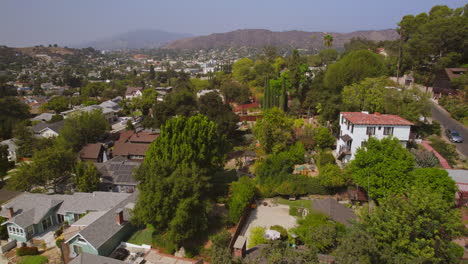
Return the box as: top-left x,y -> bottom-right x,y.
0,0 -> 466,47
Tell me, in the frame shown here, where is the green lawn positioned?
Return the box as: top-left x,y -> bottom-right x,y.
274,197 -> 313,217
19,256 -> 48,264
127,225 -> 155,245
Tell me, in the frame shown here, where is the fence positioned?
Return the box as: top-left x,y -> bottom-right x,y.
0,240 -> 16,254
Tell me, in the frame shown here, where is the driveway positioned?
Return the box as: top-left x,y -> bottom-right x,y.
431,102 -> 468,157
240,199 -> 297,249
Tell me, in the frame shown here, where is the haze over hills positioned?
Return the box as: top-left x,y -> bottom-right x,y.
163,29 -> 399,50
74,29 -> 192,50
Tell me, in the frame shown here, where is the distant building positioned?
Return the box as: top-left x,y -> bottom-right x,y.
112,130 -> 159,161
79,143 -> 107,163
31,120 -> 65,138
336,112 -> 413,163
125,86 -> 143,100
0,139 -> 17,162
433,68 -> 467,97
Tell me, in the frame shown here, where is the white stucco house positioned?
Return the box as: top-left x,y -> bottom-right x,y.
124,86 -> 143,100
336,112 -> 413,163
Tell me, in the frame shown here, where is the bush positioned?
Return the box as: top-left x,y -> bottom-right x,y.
270,225 -> 288,240
16,246 -> 39,256
18,255 -> 48,264
54,226 -> 63,238
429,137 -> 458,166
314,151 -> 336,168
228,176 -> 256,224
411,148 -> 440,168
55,238 -> 64,248
439,95 -> 468,125
248,226 -> 268,248
414,121 -> 441,138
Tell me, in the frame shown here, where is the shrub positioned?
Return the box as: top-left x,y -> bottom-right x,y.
429,137 -> 458,166
270,225 -> 288,240
414,121 -> 441,138
228,176 -> 256,224
411,148 -> 440,168
18,256 -> 48,264
16,246 -> 39,256
248,226 -> 268,248
54,226 -> 63,238
55,238 -> 64,248
314,151 -> 336,168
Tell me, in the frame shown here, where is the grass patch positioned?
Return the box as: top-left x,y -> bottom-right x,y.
19,256 -> 48,264
127,225 -> 155,245
274,197 -> 313,217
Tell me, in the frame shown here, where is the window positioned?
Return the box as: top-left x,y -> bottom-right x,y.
366,127 -> 376,135
57,214 -> 64,223
77,237 -> 87,244
351,125 -> 354,133
383,127 -> 394,135
73,245 -> 83,255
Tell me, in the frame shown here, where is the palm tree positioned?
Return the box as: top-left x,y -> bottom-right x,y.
323,34 -> 334,48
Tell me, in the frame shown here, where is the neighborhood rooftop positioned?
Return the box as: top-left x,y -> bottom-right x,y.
341,112 -> 414,126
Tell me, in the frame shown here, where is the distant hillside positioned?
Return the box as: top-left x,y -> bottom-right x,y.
15,46 -> 74,56
163,29 -> 399,50
76,29 -> 192,50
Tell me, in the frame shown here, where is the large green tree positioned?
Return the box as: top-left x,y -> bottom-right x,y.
73,161 -> 101,192
410,168 -> 457,203
227,176 -> 256,223
342,77 -> 392,113
56,110 -> 109,152
348,137 -> 414,200
232,58 -> 254,84
133,114 -> 229,245
41,96 -> 69,114
0,97 -> 29,140
253,107 -> 294,154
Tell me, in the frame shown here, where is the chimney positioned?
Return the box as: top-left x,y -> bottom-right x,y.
116,208 -> 124,225
6,207 -> 14,220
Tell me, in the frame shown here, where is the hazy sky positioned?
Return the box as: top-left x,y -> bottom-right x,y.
1,0 -> 466,47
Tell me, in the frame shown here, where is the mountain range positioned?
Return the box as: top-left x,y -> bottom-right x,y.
162,29 -> 399,50
75,29 -> 192,50
76,28 -> 399,51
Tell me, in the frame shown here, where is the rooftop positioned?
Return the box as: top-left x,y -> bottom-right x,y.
341,112 -> 413,126
79,143 -> 103,160
31,120 -> 65,134
312,198 -> 357,226
69,252 -> 125,264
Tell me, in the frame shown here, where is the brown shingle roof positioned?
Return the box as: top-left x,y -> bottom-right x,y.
112,142 -> 150,157
445,68 -> 467,81
79,143 -> 103,159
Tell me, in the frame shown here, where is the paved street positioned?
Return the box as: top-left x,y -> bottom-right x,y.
431,102 -> 468,157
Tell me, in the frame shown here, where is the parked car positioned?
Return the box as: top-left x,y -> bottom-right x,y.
446,129 -> 463,143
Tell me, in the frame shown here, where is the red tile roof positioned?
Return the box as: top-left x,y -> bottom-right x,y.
341,112 -> 413,126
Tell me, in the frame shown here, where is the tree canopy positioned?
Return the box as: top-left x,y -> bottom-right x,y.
253,107 -> 294,154
0,97 -> 30,140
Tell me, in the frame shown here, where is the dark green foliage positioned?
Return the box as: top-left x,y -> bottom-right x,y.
410,168 -> 457,203
0,217 -> 8,240
219,81 -> 251,104
7,146 -> 76,192
439,95 -> 468,125
209,230 -> 233,264
413,121 -> 441,138
56,110 -> 109,152
429,137 -> 458,166
133,115 -> 229,245
49,114 -> 64,123
0,145 -> 14,181
146,90 -> 197,128
16,247 -> 39,256
198,91 -> 240,141
13,123 -> 54,158
293,212 -> 346,253
318,164 -> 347,188
228,176 -> 256,224
0,97 -> 30,140
312,127 -> 335,150
324,50 -> 387,93
334,226 -> 382,264
348,137 -> 414,200
245,240 -> 318,264
73,162 -> 101,193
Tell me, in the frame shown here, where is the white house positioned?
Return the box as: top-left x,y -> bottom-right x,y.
31,120 -> 65,138
124,86 -> 143,100
0,139 -> 17,162
336,112 -> 413,163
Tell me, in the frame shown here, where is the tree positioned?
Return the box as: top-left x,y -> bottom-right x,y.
312,127 -> 335,150
318,164 -> 347,188
334,225 -> 381,264
133,115 -> 229,245
198,91 -> 239,140
232,58 -> 254,84
73,161 -> 101,192
348,137 -> 414,201
210,230 -> 233,264
410,168 -> 457,203
245,240 -> 319,264
81,82 -> 107,98
149,65 -> 155,80
248,226 -> 268,248
126,120 -> 134,131
318,49 -> 338,65
357,188 -> 464,263
56,110 -> 109,152
41,96 -> 69,114
342,77 -> 391,113
0,97 -> 29,140
253,108 -> 294,154
219,81 -> 251,104
7,146 -> 75,191
324,50 -> 387,93
0,145 -> 14,182
146,90 -> 197,128
323,34 -> 334,48
228,176 -> 256,223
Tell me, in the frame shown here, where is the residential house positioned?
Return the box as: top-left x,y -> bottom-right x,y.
69,253 -> 125,264
32,113 -> 54,123
64,193 -> 136,259
31,120 -> 65,138
446,169 -> 468,208
0,192 -> 131,247
60,97 -> 121,123
95,156 -> 139,193
112,130 -> 159,161
336,112 -> 413,163
79,143 -> 108,163
0,139 -> 17,162
125,86 -> 143,100
312,198 -> 357,226
433,68 -> 467,97
196,89 -> 224,101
